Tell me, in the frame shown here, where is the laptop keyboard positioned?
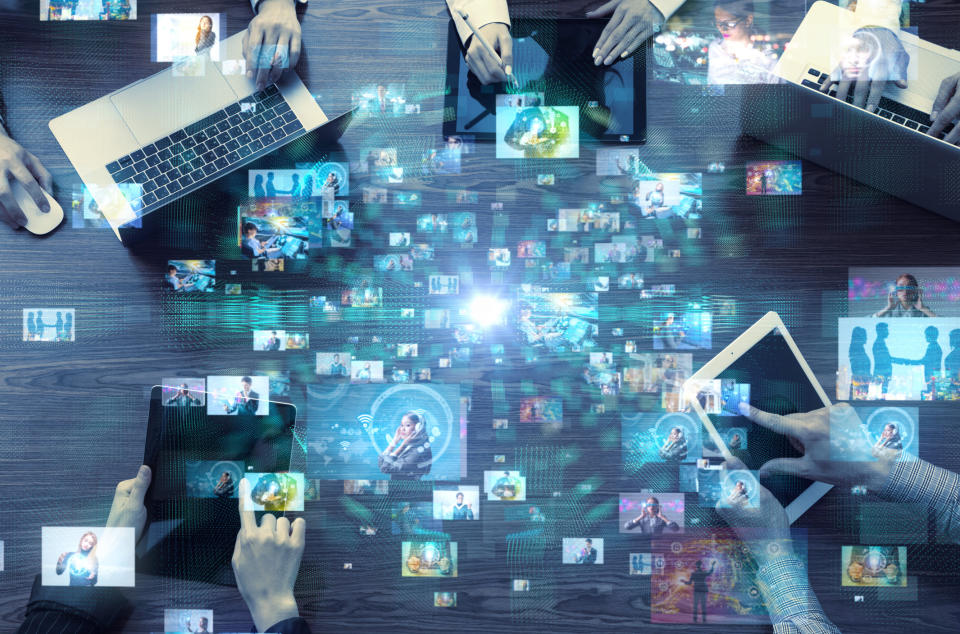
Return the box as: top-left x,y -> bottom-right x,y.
801,68 -> 956,139
105,84 -> 305,217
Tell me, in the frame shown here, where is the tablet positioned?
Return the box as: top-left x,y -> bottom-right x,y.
443,18 -> 646,143
139,385 -> 304,584
683,312 -> 832,523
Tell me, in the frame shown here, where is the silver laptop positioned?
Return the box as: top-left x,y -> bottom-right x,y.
741,1 -> 960,219
50,32 -> 330,240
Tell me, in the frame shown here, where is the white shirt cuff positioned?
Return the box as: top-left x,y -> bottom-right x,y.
649,0 -> 687,23
446,0 -> 511,46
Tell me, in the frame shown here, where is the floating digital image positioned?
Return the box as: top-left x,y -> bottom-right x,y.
848,267 -> 960,318
434,592 -> 457,607
596,146 -> 648,177
375,254 -> 414,272
185,460 -> 244,498
41,527 -> 135,587
161,379 -> 205,407
295,161 -> 350,197
42,0 -> 136,20
240,216 -> 309,260
518,397 -> 562,424
842,546 -> 907,587
352,83 -> 408,116
624,353 -> 691,397
496,106 -> 579,159
484,470 -> 526,501
151,14 -> 221,62
746,161 -> 802,195
633,173 -> 702,219
253,329 -> 287,351
630,553 -> 653,575
248,169 -> 329,198
516,291 -> 598,352
622,412 -> 702,467
402,541 -> 457,577
351,360 -> 384,383
620,491 -> 684,535
22,308 -> 75,342
651,531 -> 804,624
433,485 -> 480,520
830,406 -> 919,461
837,317 -> 960,400
653,310 -> 713,350
306,383 -> 463,481
341,284 -> 381,307
392,501 -> 441,535
241,472 -> 304,511
164,609 -> 213,634
562,537 -> 604,564
165,260 -> 215,293
716,469 -> 759,509
206,375 -> 270,415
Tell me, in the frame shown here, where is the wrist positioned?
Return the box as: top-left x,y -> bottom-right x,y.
256,0 -> 295,14
249,592 -> 299,633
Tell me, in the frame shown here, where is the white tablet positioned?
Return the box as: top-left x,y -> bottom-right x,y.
683,311 -> 833,523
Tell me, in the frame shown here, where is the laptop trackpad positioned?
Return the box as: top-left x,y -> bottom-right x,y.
110,59 -> 237,145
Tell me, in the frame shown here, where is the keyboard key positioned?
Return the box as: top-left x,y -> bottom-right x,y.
250,139 -> 264,153
158,161 -> 173,174
801,79 -> 820,89
274,101 -> 292,115
158,148 -> 173,161
878,110 -> 892,119
226,103 -> 242,115
216,120 -> 231,132
182,149 -> 197,162
920,125 -> 930,134
202,163 -> 217,176
175,165 -> 190,178
189,158 -> 204,171
238,146 -> 252,159
106,161 -> 122,174
119,155 -> 134,168
201,151 -> 216,163
204,125 -> 219,138
146,154 -> 161,167
239,120 -> 254,133
170,155 -> 184,168
214,157 -> 228,170
130,149 -> 145,162
216,131 -> 231,145
194,131 -> 208,144
253,90 -> 269,102
282,110 -> 298,123
252,115 -> 265,127
133,159 -> 147,173
264,93 -> 284,109
878,96 -> 931,128
113,166 -> 136,181
143,143 -> 157,156
225,151 -> 240,164
266,84 -> 279,95
228,114 -> 242,126
237,133 -> 251,146
185,109 -> 227,136
225,139 -> 240,151
142,192 -> 157,206
179,174 -> 194,187
188,168 -> 204,181
155,137 -> 172,150
182,137 -> 197,150
214,145 -> 229,158
145,166 -> 160,180
893,115 -> 906,124
143,180 -> 157,193
170,142 -> 185,155
250,127 -> 264,140
906,120 -> 919,130
155,174 -> 170,187
170,130 -> 187,142
282,121 -> 303,135
156,185 -> 169,198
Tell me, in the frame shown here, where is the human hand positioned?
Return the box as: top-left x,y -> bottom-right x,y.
588,0 -> 664,66
715,458 -> 794,565
741,403 -> 898,490
57,552 -> 67,567
930,72 -> 960,144
243,0 -> 302,91
884,291 -> 896,311
106,465 -> 151,543
820,27 -> 908,112
233,479 -> 305,633
464,22 -> 512,85
0,129 -> 54,229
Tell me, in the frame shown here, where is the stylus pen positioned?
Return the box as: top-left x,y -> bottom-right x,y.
457,9 -> 520,89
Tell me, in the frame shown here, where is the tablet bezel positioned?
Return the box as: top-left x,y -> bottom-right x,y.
442,18 -> 647,143
682,311 -> 833,524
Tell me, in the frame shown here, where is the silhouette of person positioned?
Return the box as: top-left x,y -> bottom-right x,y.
55,312 -> 64,340
945,329 -> 960,383
894,325 -> 942,394
873,322 -> 893,395
287,173 -> 301,197
849,326 -> 871,377
26,311 -> 36,340
681,559 -> 716,623
265,172 -> 276,197
64,313 -> 73,341
35,310 -> 45,340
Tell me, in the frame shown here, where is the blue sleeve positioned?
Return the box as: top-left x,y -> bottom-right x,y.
259,616 -> 311,633
18,575 -> 129,634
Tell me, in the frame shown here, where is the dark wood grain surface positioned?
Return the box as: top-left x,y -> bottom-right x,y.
2,0 -> 960,632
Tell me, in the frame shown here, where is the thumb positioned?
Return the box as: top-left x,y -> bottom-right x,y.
499,33 -> 513,75
130,465 -> 152,505
586,0 -> 618,17
931,76 -> 957,120
759,457 -> 807,479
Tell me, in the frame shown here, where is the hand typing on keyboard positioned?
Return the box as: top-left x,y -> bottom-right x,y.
929,72 -> 960,145
244,0 -> 302,91
820,27 -> 909,113
0,126 -> 54,230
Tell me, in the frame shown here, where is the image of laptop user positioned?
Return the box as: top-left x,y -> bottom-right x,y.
446,0 -> 688,85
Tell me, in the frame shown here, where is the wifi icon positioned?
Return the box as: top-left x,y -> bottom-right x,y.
356,414 -> 373,426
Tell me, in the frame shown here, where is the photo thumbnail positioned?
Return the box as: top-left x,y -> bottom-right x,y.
562,537 -> 603,564
241,472 -> 305,512
206,375 -> 269,415
42,526 -> 135,587
162,378 -> 205,407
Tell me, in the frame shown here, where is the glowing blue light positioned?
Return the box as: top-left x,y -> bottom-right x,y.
469,296 -> 509,327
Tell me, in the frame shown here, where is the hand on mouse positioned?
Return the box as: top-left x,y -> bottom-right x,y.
0,127 -> 53,229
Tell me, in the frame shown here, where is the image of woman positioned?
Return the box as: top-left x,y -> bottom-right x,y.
707,0 -> 780,85
659,426 -> 688,462
195,15 -> 216,55
874,273 -> 937,317
874,422 -> 904,451
642,182 -> 668,217
727,479 -> 749,505
56,531 -> 98,586
378,411 -> 433,480
728,432 -> 743,450
623,496 -> 681,536
214,471 -> 235,498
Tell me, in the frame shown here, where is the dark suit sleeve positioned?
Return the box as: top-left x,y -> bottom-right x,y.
17,575 -> 130,634
259,616 -> 312,633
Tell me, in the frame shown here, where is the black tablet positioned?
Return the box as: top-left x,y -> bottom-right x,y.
138,385 -> 303,585
444,17 -> 646,143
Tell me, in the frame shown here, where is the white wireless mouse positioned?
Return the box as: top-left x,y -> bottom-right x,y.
12,181 -> 63,235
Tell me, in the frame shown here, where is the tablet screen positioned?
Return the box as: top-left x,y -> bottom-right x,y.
697,328 -> 822,509
446,19 -> 644,142
140,386 -> 299,584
